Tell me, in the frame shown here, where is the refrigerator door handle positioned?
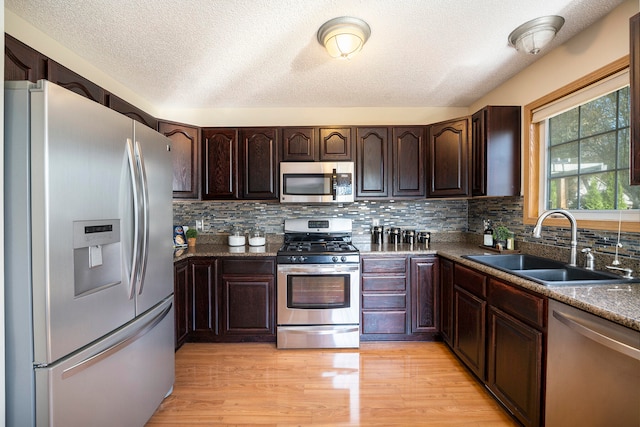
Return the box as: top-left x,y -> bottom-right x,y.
60,300 -> 172,379
125,138 -> 141,300
134,140 -> 150,295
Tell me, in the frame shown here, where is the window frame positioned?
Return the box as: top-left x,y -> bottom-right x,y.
524,56 -> 640,233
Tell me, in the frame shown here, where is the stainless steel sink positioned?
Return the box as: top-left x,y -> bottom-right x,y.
462,254 -> 640,286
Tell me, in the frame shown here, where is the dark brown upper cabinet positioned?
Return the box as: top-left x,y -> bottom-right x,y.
47,59 -> 106,105
356,127 -> 389,198
202,128 -> 239,200
630,13 -> 640,185
5,34 -> 47,82
471,106 -> 521,197
392,127 -> 425,197
281,127 -> 317,161
159,121 -> 200,199
427,118 -> 470,197
240,128 -> 279,199
107,94 -> 157,129
319,127 -> 353,161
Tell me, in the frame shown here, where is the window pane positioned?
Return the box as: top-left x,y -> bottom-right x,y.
618,128 -> 630,168
580,132 -> 616,173
579,172 -> 616,210
549,109 -> 578,145
548,176 -> 579,209
549,142 -> 578,177
619,170 -> 640,209
580,92 -> 617,138
618,86 -> 630,128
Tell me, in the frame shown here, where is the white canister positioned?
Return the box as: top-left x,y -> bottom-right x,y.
228,226 -> 246,246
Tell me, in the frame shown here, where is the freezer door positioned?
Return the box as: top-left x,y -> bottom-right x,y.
29,81 -> 137,363
35,297 -> 175,427
132,122 -> 174,314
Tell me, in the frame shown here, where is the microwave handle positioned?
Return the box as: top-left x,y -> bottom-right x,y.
332,168 -> 337,200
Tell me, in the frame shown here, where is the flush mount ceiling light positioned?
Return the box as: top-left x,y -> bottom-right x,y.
508,15 -> 565,55
317,16 -> 371,60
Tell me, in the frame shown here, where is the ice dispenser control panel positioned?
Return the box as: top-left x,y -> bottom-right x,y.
73,219 -> 121,297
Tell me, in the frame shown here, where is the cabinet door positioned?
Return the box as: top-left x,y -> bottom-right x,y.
189,258 -> 219,339
281,127 -> 317,161
393,127 -> 425,197
5,34 -> 46,82
319,127 -> 353,161
487,307 -> 542,427
202,128 -> 238,199
427,118 -> 470,197
173,260 -> 189,349
410,257 -> 438,334
221,275 -> 275,337
241,128 -> 279,199
107,94 -> 157,130
472,106 -> 521,196
631,13 -> 640,185
47,59 -> 106,105
439,257 -> 454,346
159,121 -> 200,199
220,258 -> 275,341
356,127 -> 389,198
453,285 -> 486,379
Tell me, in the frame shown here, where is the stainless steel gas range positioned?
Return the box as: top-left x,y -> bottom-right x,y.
276,218 -> 360,349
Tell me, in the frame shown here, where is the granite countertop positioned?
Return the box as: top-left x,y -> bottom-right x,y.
175,240 -> 640,332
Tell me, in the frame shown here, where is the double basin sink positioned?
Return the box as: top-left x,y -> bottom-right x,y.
462,254 -> 640,286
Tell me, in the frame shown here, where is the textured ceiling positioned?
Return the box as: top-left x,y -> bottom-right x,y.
5,0 -> 627,109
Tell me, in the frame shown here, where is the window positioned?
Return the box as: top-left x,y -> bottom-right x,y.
524,58 -> 640,232
544,86 -> 640,212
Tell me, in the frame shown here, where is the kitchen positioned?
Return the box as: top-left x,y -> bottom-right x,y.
3,0 -> 640,426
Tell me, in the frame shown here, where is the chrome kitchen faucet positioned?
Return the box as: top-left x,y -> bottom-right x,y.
532,209 -> 578,266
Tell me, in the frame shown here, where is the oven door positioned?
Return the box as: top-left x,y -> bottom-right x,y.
277,263 -> 360,326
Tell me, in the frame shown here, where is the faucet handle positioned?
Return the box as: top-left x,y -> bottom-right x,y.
581,248 -> 595,270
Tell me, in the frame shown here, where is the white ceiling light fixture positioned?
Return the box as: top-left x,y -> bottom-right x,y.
317,16 -> 371,60
508,15 -> 565,55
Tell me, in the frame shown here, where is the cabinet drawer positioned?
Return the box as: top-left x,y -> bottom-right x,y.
454,264 -> 486,298
362,311 -> 407,334
362,293 -> 406,310
221,258 -> 275,275
489,279 -> 546,329
362,257 -> 407,274
362,276 -> 406,292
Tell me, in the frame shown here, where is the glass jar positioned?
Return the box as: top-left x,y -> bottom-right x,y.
228,226 -> 246,246
248,226 -> 265,246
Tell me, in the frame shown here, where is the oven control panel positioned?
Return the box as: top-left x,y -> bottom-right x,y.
277,254 -> 360,264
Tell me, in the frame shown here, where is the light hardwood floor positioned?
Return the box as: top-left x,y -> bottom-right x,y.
146,342 -> 517,426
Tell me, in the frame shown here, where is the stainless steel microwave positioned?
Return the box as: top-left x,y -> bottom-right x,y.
280,162 -> 354,203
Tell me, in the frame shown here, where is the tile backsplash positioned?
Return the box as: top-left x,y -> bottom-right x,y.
174,196 -> 640,266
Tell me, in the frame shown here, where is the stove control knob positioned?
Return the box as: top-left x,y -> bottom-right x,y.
289,256 -> 298,263
332,256 -> 339,263
299,256 -> 307,262
341,256 -> 347,263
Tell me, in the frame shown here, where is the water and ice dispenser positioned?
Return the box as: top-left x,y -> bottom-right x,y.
73,219 -> 121,297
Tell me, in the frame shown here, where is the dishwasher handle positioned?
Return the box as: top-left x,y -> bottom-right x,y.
553,309 -> 640,361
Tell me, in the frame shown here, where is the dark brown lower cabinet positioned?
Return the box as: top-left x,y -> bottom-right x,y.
453,285 -> 486,379
410,256 -> 439,338
446,261 -> 546,427
173,259 -> 189,350
439,257 -> 454,346
174,256 -> 275,343
220,258 -> 275,341
361,255 -> 439,341
487,307 -> 542,427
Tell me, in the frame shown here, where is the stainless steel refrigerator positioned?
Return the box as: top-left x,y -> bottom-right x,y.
5,80 -> 175,426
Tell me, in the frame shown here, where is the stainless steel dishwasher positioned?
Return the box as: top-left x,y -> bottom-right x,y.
546,299 -> 640,426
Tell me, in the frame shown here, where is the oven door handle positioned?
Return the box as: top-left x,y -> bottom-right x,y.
331,168 -> 337,200
277,264 -> 360,274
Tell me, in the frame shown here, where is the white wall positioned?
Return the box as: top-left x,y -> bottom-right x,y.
470,0 -> 639,112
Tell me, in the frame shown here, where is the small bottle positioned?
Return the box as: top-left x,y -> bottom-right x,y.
483,220 -> 494,247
